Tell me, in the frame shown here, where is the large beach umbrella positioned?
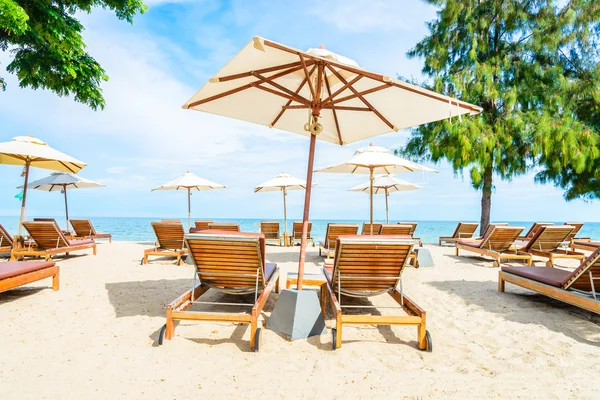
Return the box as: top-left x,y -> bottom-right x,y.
183,36 -> 481,289
254,172 -> 310,243
317,144 -> 435,234
0,136 -> 86,236
152,171 -> 226,229
20,172 -> 104,230
349,173 -> 422,223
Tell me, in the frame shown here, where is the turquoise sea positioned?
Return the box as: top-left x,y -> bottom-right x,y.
2,216 -> 599,244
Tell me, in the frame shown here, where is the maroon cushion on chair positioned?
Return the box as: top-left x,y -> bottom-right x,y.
0,261 -> 56,280
67,239 -> 95,246
501,266 -> 571,287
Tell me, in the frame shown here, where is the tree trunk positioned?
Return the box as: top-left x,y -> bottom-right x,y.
480,167 -> 493,236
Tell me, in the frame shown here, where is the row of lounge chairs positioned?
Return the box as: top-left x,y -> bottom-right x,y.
0,218 -> 109,296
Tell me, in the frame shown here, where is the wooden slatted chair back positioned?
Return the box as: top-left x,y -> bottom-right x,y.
331,236 -> 414,297
564,222 -> 584,241
564,248 -> 600,292
22,221 -> 70,249
194,220 -> 213,230
185,232 -> 266,293
292,222 -> 312,239
379,224 -> 413,236
0,224 -> 13,247
70,219 -> 96,237
361,223 -> 382,235
161,219 -> 181,223
480,223 -> 508,239
524,226 -> 574,252
397,222 -> 417,235
208,222 -> 240,232
324,224 -> 359,249
151,221 -> 185,250
479,226 -> 524,251
260,222 -> 280,239
451,222 -> 479,239
523,222 -> 554,239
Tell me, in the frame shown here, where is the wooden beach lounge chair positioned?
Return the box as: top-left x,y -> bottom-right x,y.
438,222 -> 479,246
69,219 -> 112,243
517,222 -> 554,241
11,221 -> 96,261
159,231 -> 280,351
398,222 -> 422,246
572,240 -> 600,253
291,221 -> 314,246
143,221 -> 188,265
319,224 -> 359,258
320,236 -> 431,351
564,222 -> 589,244
0,224 -> 14,254
260,221 -> 282,246
194,220 -> 213,230
33,217 -> 71,236
474,222 -> 508,240
361,223 -> 382,235
499,248 -> 600,314
516,225 -> 585,267
455,226 -> 530,267
0,260 -> 59,294
208,222 -> 240,232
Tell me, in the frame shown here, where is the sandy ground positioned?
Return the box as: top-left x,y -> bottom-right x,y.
1,241 -> 599,399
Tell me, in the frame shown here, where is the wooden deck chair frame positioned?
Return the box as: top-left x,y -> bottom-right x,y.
438,222 -> 479,246
69,219 -> 112,243
455,226 -> 531,267
361,222 -> 382,235
499,248 -> 600,314
0,223 -> 14,254
11,221 -> 97,261
143,221 -> 188,266
318,224 -> 359,258
571,240 -> 600,253
0,261 -> 60,294
194,220 -> 213,230
260,221 -> 283,246
33,217 -> 72,237
208,222 -> 240,232
397,222 -> 422,247
519,225 -> 585,267
319,236 -> 431,351
291,221 -> 314,246
516,222 -> 554,241
159,233 -> 280,351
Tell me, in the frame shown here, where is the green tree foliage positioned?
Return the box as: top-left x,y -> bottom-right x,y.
401,0 -> 600,234
0,0 -> 147,109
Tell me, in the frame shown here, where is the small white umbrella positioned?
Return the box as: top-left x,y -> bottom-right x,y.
254,172 -> 311,243
0,136 -> 86,236
20,172 -> 104,230
317,144 -> 436,234
349,174 -> 422,223
152,171 -> 226,229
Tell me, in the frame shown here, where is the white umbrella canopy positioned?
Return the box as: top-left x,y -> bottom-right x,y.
254,173 -> 311,242
317,144 -> 435,233
183,36 -> 481,290
152,171 -> 226,229
0,136 -> 87,236
20,172 -> 104,230
349,174 -> 422,223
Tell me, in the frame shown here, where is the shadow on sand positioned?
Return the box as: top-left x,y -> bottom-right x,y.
428,279 -> 600,346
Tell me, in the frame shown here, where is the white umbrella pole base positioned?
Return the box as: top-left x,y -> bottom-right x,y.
267,289 -> 326,340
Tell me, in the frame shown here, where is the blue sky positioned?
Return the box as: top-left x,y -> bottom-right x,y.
1,0 -> 598,222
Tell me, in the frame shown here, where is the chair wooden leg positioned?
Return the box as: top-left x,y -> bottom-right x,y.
250,315 -> 258,350
319,283 -> 327,318
165,309 -> 174,340
93,244 -> 97,256
455,247 -> 459,256
498,276 -> 505,292
335,314 -> 342,349
52,270 -> 60,291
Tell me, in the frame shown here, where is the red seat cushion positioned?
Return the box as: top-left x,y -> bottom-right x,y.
0,261 -> 56,280
501,266 -> 571,287
67,239 -> 94,246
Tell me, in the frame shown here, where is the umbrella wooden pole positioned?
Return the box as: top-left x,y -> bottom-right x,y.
298,133 -> 317,290
385,188 -> 389,224
64,186 -> 69,231
187,188 -> 191,230
18,159 -> 31,237
282,187 -> 288,246
369,167 -> 374,235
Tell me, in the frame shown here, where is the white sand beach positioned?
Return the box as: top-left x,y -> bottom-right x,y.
1,242 -> 599,399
